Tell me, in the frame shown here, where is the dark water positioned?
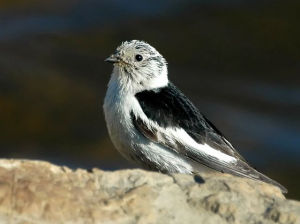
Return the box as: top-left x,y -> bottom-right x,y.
0,0 -> 299,199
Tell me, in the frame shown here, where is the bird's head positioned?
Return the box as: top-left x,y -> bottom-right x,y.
105,40 -> 168,91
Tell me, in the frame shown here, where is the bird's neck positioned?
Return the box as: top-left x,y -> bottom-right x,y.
109,67 -> 169,95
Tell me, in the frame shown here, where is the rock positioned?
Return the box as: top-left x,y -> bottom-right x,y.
0,159 -> 298,224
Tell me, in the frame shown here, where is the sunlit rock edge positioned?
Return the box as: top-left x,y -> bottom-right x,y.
0,159 -> 298,224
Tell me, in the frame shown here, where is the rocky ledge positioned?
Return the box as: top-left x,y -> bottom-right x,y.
0,159 -> 299,224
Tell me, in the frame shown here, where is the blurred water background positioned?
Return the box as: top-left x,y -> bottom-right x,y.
0,0 -> 299,199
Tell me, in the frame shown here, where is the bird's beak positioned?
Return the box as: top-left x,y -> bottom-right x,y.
104,54 -> 120,64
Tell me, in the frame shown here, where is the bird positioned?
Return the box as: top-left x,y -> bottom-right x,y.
103,40 -> 287,193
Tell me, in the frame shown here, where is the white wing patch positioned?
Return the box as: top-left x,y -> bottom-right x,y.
137,113 -> 237,164
166,127 -> 237,163
130,97 -> 237,165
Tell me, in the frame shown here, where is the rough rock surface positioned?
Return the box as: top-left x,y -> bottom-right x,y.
0,159 -> 299,224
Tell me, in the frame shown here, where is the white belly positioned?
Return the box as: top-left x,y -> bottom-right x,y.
103,80 -> 195,173
103,91 -> 135,161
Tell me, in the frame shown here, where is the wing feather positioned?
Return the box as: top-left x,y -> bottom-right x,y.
133,83 -> 287,193
131,112 -> 287,193
135,82 -> 246,161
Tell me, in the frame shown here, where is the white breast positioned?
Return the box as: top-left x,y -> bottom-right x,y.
103,74 -> 142,161
103,73 -> 195,173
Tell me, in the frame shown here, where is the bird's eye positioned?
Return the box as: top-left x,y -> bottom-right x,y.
135,54 -> 143,62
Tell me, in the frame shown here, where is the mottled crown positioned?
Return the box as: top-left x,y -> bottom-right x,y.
108,40 -> 169,91
115,40 -> 167,69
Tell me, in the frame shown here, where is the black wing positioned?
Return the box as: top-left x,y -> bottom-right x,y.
135,82 -> 246,161
133,82 -> 287,193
